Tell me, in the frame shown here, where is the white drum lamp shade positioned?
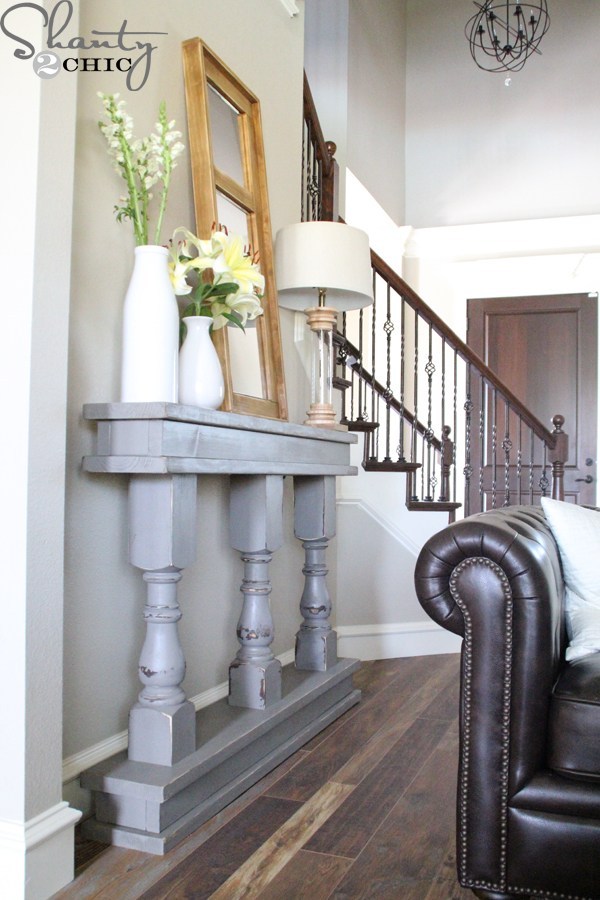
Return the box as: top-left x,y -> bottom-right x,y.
275,221 -> 373,428
275,221 -> 373,311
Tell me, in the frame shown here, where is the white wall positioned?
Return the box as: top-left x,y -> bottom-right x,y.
62,0 -> 308,796
0,2 -> 81,895
405,0 -> 600,227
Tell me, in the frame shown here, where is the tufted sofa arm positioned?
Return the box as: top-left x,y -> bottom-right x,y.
415,506 -> 577,898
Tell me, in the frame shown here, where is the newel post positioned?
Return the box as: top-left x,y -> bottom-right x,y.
322,141 -> 339,223
438,425 -> 454,502
548,414 -> 568,501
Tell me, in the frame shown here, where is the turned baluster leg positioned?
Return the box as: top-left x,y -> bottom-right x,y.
127,474 -> 197,766
229,475 -> 283,709
294,475 -> 338,671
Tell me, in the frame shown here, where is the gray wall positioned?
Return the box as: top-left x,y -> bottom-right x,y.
405,0 -> 600,227
304,0 -> 407,223
63,0 -> 308,760
348,0 -> 406,225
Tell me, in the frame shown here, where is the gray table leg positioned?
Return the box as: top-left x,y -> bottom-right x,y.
294,475 -> 338,671
127,474 -> 197,765
229,475 -> 283,709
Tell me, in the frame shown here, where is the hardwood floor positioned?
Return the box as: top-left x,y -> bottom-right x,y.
55,655 -> 473,899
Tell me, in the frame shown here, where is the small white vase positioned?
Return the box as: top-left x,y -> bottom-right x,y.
178,316 -> 225,409
120,245 -> 179,403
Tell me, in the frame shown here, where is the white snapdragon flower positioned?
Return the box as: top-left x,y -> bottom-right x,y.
97,92 -> 185,245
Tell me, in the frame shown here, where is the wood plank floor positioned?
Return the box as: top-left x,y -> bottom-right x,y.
55,655 -> 474,899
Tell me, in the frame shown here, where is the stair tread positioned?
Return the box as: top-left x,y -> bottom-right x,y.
333,376 -> 352,390
406,500 -> 462,512
341,419 -> 379,433
363,461 -> 421,473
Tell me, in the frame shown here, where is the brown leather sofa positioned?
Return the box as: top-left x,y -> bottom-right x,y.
414,505 -> 600,899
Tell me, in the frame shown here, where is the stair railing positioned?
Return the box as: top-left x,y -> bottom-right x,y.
302,73 -> 339,223
338,249 -> 568,516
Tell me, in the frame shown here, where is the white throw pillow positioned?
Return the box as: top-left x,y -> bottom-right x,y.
541,497 -> 600,661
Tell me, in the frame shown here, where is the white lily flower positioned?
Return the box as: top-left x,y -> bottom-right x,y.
209,300 -> 231,330
226,292 -> 263,327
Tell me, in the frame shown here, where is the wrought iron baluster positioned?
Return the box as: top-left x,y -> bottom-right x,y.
430,442 -> 437,502
529,429 -> 535,504
478,374 -> 485,512
371,275 -> 378,436
464,362 -> 473,517
374,392 -> 381,461
423,324 -> 435,500
349,371 -> 355,423
517,416 -> 523,504
503,399 -> 511,506
310,142 -> 320,221
540,443 -> 550,497
453,349 -> 458,505
398,296 -> 406,462
383,282 -> 394,462
491,388 -> 498,508
441,338 -> 446,458
301,120 -> 306,221
412,313 -> 419,468
358,307 -> 365,421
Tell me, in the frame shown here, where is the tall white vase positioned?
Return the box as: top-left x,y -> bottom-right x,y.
178,316 -> 225,409
120,245 -> 179,403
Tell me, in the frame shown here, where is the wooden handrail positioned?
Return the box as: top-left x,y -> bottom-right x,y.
370,248 -> 559,449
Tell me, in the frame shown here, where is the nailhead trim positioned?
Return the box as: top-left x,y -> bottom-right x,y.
451,559 -> 595,900
465,881 -> 594,900
450,557 -> 513,893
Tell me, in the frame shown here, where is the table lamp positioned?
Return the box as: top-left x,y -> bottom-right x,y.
275,221 -> 373,428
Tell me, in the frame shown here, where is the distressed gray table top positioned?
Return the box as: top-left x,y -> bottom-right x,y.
83,403 -> 358,476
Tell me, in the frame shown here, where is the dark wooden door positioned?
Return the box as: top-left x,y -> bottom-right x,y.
467,293 -> 597,508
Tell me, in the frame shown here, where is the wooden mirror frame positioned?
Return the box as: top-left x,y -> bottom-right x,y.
182,38 -> 288,420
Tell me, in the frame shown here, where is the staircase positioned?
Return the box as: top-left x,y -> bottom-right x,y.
302,75 -> 568,521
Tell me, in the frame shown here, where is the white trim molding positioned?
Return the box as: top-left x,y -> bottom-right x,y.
337,621 -> 461,661
336,497 -> 431,556
62,648 -> 296,788
0,802 -> 81,900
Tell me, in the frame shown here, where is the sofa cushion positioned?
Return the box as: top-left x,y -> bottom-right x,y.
548,653 -> 600,782
541,497 -> 600,661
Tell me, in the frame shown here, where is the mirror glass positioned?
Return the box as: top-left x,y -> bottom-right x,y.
216,190 -> 266,398
208,85 -> 244,183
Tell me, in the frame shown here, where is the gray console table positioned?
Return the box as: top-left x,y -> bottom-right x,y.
79,403 -> 361,854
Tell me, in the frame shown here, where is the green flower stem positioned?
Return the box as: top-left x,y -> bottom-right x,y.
153,103 -> 171,246
118,123 -> 146,245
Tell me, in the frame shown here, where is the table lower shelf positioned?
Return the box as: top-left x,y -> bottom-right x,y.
81,657 -> 361,854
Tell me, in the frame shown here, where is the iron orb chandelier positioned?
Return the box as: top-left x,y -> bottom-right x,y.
466,1 -> 550,73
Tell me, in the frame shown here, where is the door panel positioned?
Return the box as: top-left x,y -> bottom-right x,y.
467,293 -> 597,508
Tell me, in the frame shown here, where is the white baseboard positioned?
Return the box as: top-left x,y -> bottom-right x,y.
336,621 -> 461,660
62,648 -> 297,816
0,802 -> 81,900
